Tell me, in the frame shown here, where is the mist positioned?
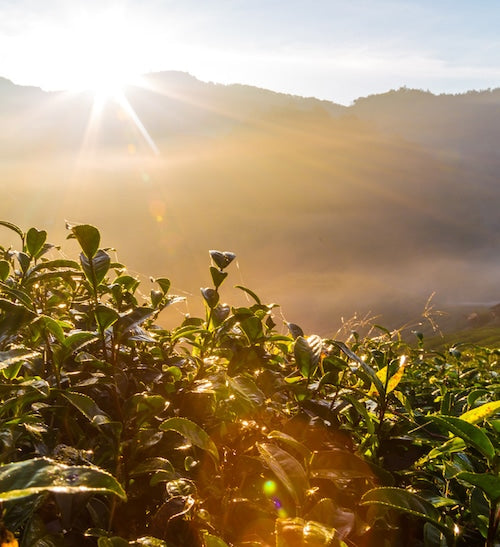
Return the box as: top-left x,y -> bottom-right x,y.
1,74 -> 500,335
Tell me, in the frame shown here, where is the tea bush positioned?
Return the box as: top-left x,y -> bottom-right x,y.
0,221 -> 498,546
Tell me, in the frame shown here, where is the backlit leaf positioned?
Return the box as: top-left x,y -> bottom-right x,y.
59,391 -> 110,426
257,442 -> 309,506
267,431 -> 312,461
0,349 -> 40,371
0,220 -> 24,241
201,287 -> 219,309
69,224 -> 100,259
0,260 -> 10,281
334,341 -> 385,398
210,266 -> 228,289
235,285 -> 261,305
456,472 -> 500,503
26,228 -> 47,258
427,415 -> 496,465
276,517 -> 344,546
310,450 -> 373,480
228,375 -> 266,407
294,335 -> 322,379
369,361 -> 405,396
80,250 -> 110,287
360,487 -> 448,534
209,250 -> 236,270
0,458 -> 126,501
130,458 -> 175,477
160,417 -> 219,466
62,331 -> 99,353
203,532 -> 230,547
95,305 -> 120,331
460,400 -> 500,424
154,277 -> 171,294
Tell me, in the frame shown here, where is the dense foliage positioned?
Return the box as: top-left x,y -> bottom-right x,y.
0,221 -> 498,547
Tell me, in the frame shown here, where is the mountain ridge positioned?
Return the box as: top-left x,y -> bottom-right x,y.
1,71 -> 500,334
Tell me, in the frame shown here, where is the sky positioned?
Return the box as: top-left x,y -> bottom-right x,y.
1,0 -> 500,105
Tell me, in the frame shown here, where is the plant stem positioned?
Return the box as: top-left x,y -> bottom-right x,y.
486,501 -> 499,547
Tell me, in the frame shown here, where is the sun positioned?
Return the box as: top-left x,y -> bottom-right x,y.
60,6 -> 160,156
61,6 -> 141,98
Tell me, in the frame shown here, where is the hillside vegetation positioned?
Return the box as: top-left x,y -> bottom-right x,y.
0,221 -> 498,546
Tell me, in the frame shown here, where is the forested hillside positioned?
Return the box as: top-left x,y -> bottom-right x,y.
1,74 -> 499,333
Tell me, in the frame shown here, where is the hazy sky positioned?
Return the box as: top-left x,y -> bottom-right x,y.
1,0 -> 499,104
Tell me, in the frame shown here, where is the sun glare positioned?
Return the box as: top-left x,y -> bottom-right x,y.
61,6 -> 141,98
59,6 -> 160,156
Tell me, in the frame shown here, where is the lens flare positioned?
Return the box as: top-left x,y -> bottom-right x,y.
263,480 -> 277,496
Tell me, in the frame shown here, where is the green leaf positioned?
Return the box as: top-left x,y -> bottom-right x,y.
470,486 -> 490,539
460,400 -> 500,424
369,361 -> 405,396
0,220 -> 24,241
114,307 -> 156,339
17,251 -> 31,273
62,331 -> 99,353
124,393 -> 167,425
360,487 -> 449,534
424,438 -> 467,462
0,260 -> 10,281
334,341 -> 385,398
228,375 -> 266,408
288,323 -> 304,339
35,315 -> 66,344
95,305 -> 120,331
305,498 -> 355,537
201,287 -> 219,309
235,285 -> 261,305
98,537 -> 130,547
29,259 -> 80,274
0,348 -> 40,371
341,394 -> 375,434
310,450 -> 374,480
427,415 -> 496,465
203,532 -> 230,547
150,289 -> 163,307
135,537 -> 168,547
130,457 -> 175,477
0,457 -> 126,501
114,274 -> 140,292
423,523 -> 447,546
240,316 -> 263,343
166,478 -> 197,497
212,303 -> 230,326
276,517 -> 345,546
160,417 -> 219,466
456,472 -> 500,503
267,431 -> 312,461
0,282 -> 34,308
80,250 -> 111,287
467,389 -> 490,408
26,228 -> 47,258
257,442 -> 309,506
0,298 -> 36,340
209,250 -> 236,270
69,224 -> 101,259
0,220 -> 24,243
294,335 -> 322,379
154,277 -> 171,294
59,391 -> 110,426
210,266 -> 228,289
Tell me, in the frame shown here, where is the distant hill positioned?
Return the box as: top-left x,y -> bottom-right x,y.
1,72 -> 500,335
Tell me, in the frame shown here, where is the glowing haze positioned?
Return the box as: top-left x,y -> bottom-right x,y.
1,0 -> 499,105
